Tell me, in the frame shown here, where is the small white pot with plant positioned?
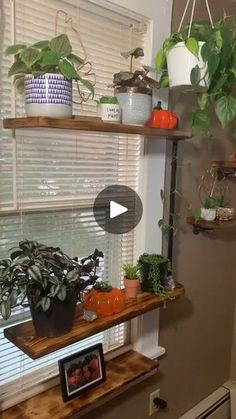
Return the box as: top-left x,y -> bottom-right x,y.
113,47 -> 160,125
5,34 -> 94,118
96,96 -> 121,122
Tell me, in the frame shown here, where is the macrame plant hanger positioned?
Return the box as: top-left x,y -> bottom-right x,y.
177,0 -> 214,36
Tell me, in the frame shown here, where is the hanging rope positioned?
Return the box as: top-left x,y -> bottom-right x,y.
177,0 -> 214,37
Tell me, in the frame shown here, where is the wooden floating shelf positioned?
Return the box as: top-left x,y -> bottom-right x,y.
4,285 -> 184,359
212,160 -> 236,169
2,350 -> 158,419
3,117 -> 192,139
187,216 -> 236,231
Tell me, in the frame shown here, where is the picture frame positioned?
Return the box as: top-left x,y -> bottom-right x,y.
58,343 -> 106,402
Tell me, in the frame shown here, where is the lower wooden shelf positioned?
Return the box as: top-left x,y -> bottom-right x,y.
2,350 -> 158,419
4,285 -> 185,359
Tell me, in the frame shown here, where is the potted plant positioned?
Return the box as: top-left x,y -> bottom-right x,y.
138,253 -> 169,295
96,96 -> 121,122
122,264 -> 140,299
113,47 -> 160,125
5,34 -> 94,118
156,19 -> 236,135
0,240 -> 103,337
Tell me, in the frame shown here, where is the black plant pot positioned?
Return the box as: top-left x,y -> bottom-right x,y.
139,260 -> 169,293
29,292 -> 77,338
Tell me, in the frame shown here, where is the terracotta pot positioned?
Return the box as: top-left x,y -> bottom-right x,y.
124,277 -> 140,299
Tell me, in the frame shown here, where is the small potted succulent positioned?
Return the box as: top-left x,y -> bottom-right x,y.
138,253 -> 169,295
5,34 -> 94,118
122,264 -> 140,299
197,196 -> 218,221
0,240 -> 103,337
96,96 -> 121,122
113,47 -> 160,125
155,19 -> 236,135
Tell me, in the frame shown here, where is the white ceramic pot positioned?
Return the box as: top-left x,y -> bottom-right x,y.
97,103 -> 121,122
115,87 -> 152,125
25,73 -> 72,118
166,42 -> 209,92
200,208 -> 216,221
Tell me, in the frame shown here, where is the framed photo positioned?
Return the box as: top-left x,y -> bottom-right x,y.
58,343 -> 106,402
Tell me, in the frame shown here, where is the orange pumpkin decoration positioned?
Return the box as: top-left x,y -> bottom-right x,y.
149,101 -> 178,129
83,282 -> 125,317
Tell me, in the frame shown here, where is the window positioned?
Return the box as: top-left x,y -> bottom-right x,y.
0,0 -> 149,410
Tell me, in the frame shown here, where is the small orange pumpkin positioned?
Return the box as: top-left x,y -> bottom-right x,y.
149,101 -> 178,129
83,282 -> 125,317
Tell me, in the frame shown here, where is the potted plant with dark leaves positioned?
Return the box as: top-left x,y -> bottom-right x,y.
0,240 -> 103,337
138,253 -> 169,296
156,19 -> 236,136
96,96 -> 121,122
113,47 -> 160,125
122,264 -> 140,299
5,34 -> 94,118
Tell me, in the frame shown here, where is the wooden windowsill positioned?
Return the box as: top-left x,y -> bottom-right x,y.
4,285 -> 185,359
3,117 -> 192,139
2,350 -> 158,419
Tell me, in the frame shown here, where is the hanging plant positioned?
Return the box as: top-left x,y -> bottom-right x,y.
155,1 -> 236,137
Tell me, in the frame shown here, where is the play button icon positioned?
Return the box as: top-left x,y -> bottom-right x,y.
110,201 -> 128,219
93,185 -> 143,234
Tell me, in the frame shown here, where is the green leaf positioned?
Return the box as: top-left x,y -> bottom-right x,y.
121,48 -> 144,59
50,34 -> 72,57
50,283 -> 60,297
57,285 -> 67,301
194,208 -> 201,222
190,65 -> 201,86
79,77 -> 94,96
8,60 -> 28,77
21,47 -> 41,68
207,53 -> 220,77
198,93 -> 209,110
215,30 -> 223,49
155,48 -> 165,69
41,296 -> 51,312
58,58 -> 78,80
0,301 -> 11,320
9,289 -> 18,306
41,51 -> 60,67
191,110 -> 210,135
185,38 -> 199,57
32,40 -> 49,49
5,44 -> 26,56
201,42 -> 211,62
67,270 -> 79,282
215,95 -> 236,128
27,265 -> 42,281
160,189 -> 164,202
159,74 -> 169,87
68,53 -> 84,66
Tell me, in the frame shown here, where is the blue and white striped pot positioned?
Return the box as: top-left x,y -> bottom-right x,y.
25,73 -> 72,118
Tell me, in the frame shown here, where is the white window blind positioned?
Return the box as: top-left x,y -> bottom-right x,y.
0,0 -> 148,410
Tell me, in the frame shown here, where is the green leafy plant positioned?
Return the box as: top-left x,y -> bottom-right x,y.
96,96 -> 119,104
122,264 -> 139,279
113,47 -> 160,90
156,19 -> 236,136
138,253 -> 169,297
0,240 -> 103,320
5,34 -> 94,97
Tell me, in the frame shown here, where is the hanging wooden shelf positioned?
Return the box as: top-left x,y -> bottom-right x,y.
3,117 -> 192,139
212,161 -> 236,168
4,285 -> 184,359
2,350 -> 158,419
187,216 -> 236,234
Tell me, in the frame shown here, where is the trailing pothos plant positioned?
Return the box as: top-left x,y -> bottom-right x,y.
5,34 -> 94,99
156,18 -> 236,137
113,47 -> 160,89
0,240 -> 103,320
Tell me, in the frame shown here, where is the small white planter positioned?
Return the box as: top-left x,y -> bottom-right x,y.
115,87 -> 152,125
166,42 -> 209,92
200,208 -> 216,221
97,103 -> 121,122
25,73 -> 72,118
